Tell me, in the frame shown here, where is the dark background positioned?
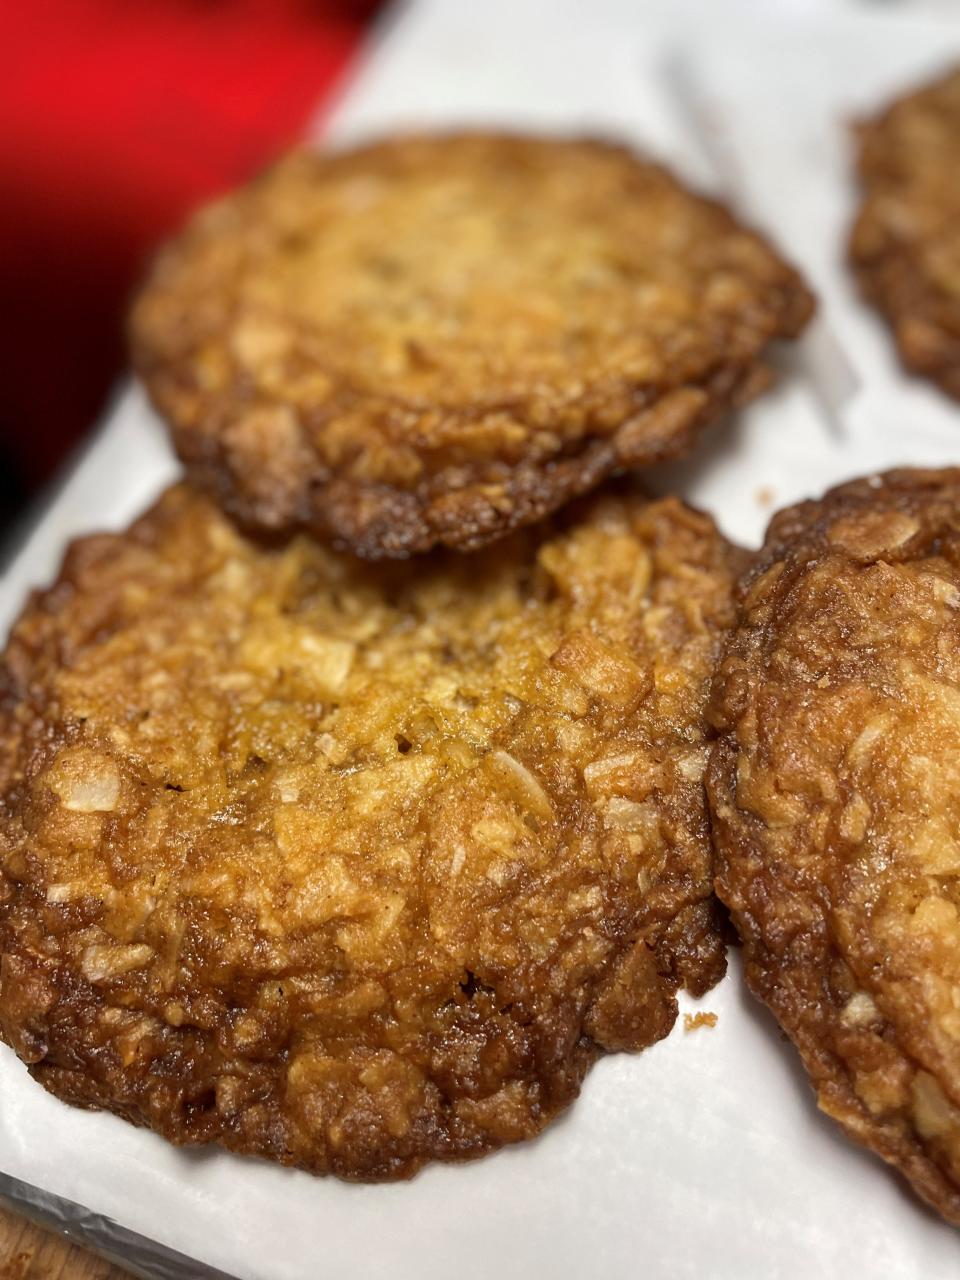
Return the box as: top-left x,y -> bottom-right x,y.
0,0 -> 379,538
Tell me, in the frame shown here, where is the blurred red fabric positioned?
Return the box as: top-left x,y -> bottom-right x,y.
0,0 -> 377,507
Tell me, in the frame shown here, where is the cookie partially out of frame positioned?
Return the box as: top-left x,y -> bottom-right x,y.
851,67 -> 960,399
709,469 -> 960,1224
0,482 -> 739,1180
131,132 -> 813,558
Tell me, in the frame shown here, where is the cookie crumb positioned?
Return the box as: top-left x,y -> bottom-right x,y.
683,1011 -> 718,1032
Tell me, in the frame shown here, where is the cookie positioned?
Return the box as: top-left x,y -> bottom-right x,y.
709,469 -> 960,1223
0,482 -> 740,1179
131,133 -> 813,557
851,67 -> 960,399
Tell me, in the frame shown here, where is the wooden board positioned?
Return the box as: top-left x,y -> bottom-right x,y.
0,1203 -> 131,1280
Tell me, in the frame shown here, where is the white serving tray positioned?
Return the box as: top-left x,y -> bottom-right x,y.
2,2 -> 960,1275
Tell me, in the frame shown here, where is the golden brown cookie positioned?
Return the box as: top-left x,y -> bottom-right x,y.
131,133 -> 813,558
708,468 -> 960,1224
0,482 -> 740,1180
851,67 -> 960,399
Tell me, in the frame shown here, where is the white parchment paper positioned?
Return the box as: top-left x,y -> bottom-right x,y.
2,2 -> 960,1275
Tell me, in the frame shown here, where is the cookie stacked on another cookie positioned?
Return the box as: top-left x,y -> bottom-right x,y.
131,134 -> 813,558
0,132 -> 813,1179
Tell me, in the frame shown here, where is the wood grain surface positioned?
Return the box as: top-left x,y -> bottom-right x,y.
0,1203 -> 132,1279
